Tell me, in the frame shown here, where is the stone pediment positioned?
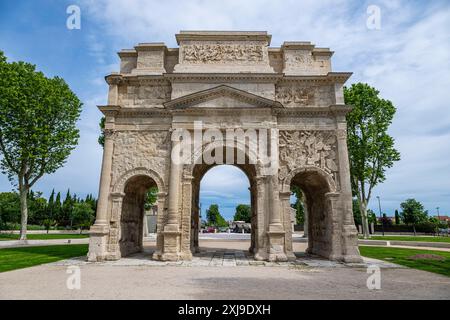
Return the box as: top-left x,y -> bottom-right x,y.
163,85 -> 283,109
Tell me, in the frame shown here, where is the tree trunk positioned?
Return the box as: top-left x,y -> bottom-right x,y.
19,186 -> 29,241
359,200 -> 370,239
413,224 -> 416,236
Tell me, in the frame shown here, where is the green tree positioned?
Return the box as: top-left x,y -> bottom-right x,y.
71,202 -> 95,233
98,116 -> 105,147
144,186 -> 158,211
394,209 -> 400,225
400,198 -> 428,236
345,83 -> 400,239
367,209 -> 377,225
0,192 -> 20,228
27,190 -> 47,226
62,189 -> 75,227
233,204 -> 251,223
353,198 -> 362,227
0,52 -> 82,239
291,186 -> 305,225
206,204 -> 228,228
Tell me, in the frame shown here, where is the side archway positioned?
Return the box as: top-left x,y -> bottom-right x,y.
283,166 -> 339,259
111,167 -> 165,258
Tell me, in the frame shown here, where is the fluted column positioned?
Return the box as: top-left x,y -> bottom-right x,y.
166,139 -> 181,229
269,175 -> 282,225
161,138 -> 182,261
332,107 -> 362,263
94,129 -> 115,225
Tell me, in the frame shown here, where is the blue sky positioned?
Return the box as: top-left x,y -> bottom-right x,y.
0,0 -> 449,220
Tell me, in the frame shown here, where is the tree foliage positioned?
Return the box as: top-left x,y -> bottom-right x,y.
98,116 -> 105,147
291,186 -> 305,225
0,51 -> 82,239
233,204 -> 251,223
206,204 -> 228,227
0,189 -> 97,231
144,186 -> 158,211
400,198 -> 428,235
345,83 -> 400,238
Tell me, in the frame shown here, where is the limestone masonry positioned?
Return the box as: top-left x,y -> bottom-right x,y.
88,31 -> 362,263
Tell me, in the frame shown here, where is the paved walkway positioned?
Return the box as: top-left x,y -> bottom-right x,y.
51,248 -> 402,269
1,240 -> 449,299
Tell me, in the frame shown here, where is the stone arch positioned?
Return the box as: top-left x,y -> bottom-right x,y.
281,166 -> 337,194
185,140 -> 261,255
112,167 -> 165,194
185,139 -> 262,177
111,167 -> 165,258
284,165 -> 338,259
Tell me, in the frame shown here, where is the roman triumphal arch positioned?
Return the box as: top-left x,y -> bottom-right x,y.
88,31 -> 362,263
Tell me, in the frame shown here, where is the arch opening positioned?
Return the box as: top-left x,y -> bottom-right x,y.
120,175 -> 158,257
290,170 -> 333,257
191,160 -> 258,255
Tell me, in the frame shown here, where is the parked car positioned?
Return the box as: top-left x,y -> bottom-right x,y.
205,226 -> 216,233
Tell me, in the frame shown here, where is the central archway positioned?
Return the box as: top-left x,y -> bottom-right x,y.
192,164 -> 256,254
187,141 -> 261,256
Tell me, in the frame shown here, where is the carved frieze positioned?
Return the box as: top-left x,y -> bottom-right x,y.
278,130 -> 339,183
118,84 -> 171,106
285,52 -> 314,68
275,85 -> 315,106
182,44 -> 264,64
111,131 -> 170,186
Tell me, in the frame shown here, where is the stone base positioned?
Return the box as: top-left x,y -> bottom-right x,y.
160,225 -> 182,261
267,224 -> 288,262
342,254 -> 364,263
87,224 -> 109,262
160,252 -> 182,261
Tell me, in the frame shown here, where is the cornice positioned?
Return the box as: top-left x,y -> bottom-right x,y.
276,105 -> 352,117
175,31 -> 272,45
163,73 -> 283,83
106,72 -> 351,85
97,105 -> 121,116
163,84 -> 283,109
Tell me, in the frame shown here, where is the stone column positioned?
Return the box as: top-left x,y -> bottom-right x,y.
280,190 -> 296,260
254,175 -> 267,261
88,129 -> 115,262
161,139 -> 182,261
267,174 -> 288,262
180,171 -> 193,260
333,107 -> 362,263
152,192 -> 167,260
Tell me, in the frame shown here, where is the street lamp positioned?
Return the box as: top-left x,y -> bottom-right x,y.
436,207 -> 440,220
376,196 -> 385,236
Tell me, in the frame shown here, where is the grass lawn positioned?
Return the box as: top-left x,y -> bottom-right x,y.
359,246 -> 450,277
0,244 -> 88,273
359,235 -> 450,243
0,233 -> 89,241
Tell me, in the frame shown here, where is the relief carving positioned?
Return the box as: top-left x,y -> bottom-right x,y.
285,52 -> 314,67
275,85 -> 315,106
111,131 -> 170,186
278,130 -> 338,183
183,44 -> 263,64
